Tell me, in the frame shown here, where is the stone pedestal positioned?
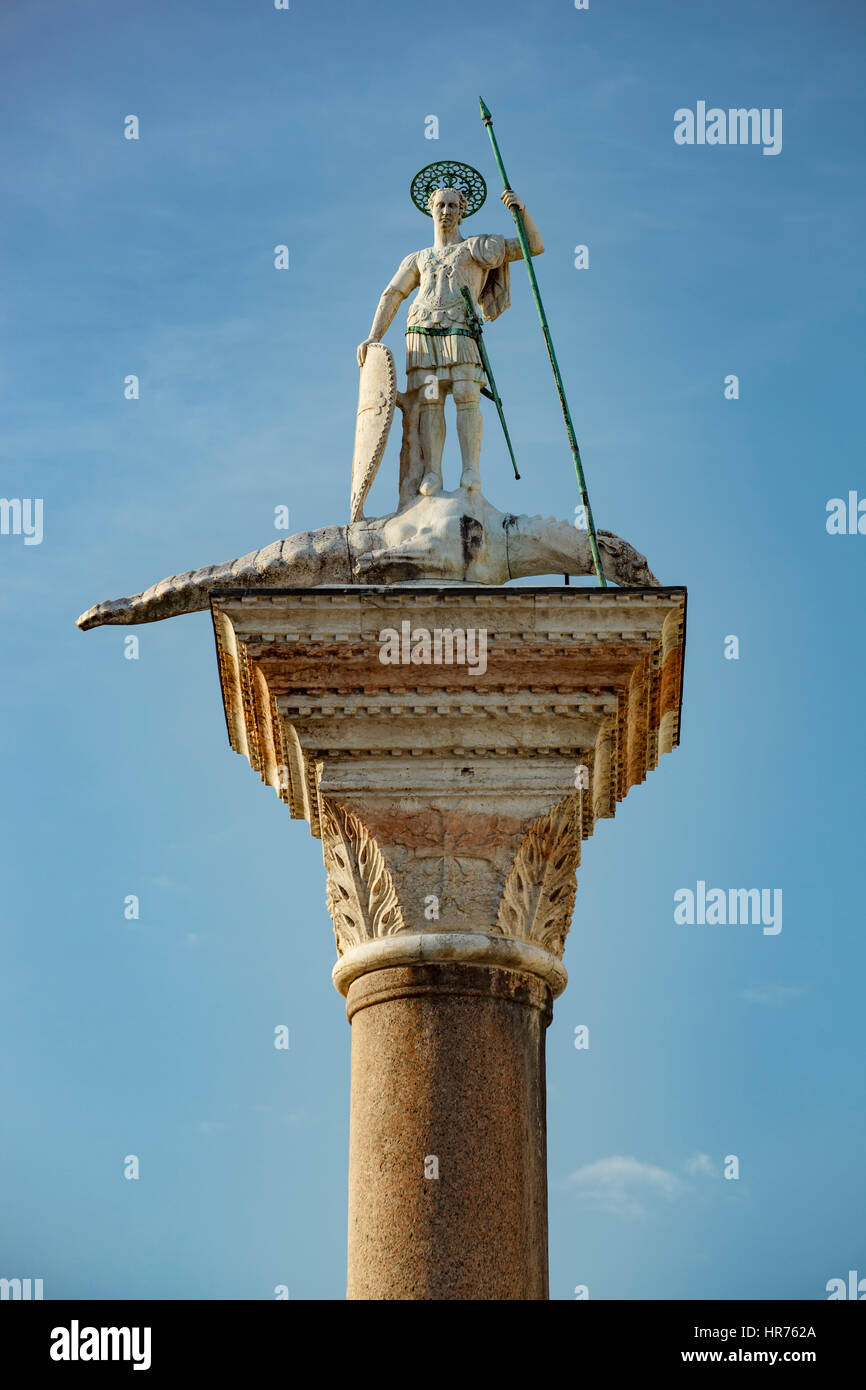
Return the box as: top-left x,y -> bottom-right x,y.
211,583 -> 686,1300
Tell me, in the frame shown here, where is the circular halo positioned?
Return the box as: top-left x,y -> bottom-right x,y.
410,161 -> 487,218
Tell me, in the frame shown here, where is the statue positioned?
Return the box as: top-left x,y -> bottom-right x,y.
76,112 -> 662,635
356,171 -> 543,503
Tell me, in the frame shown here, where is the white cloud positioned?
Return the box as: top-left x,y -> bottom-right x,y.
684,1152 -> 717,1178
566,1155 -> 683,1218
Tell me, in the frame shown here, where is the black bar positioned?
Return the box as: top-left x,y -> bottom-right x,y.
3,1298 -> 860,1374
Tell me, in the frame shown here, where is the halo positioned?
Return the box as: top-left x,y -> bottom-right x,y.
410,161 -> 487,218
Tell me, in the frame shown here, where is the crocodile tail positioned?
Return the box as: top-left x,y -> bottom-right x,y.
76,526 -> 352,630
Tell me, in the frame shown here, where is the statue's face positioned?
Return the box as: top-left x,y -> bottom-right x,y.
430,188 -> 464,231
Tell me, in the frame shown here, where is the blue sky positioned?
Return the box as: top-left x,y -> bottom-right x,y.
1,0 -> 864,1299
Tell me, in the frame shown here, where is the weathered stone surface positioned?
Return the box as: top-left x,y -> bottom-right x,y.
345,963 -> 551,1301
210,584 -> 685,957
75,491 -> 658,629
332,931 -> 568,999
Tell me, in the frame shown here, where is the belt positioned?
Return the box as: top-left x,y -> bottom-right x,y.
406,325 -> 476,338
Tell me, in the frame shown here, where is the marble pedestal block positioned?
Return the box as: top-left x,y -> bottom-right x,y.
211,584 -> 686,1300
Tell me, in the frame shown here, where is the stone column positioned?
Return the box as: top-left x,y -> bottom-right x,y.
345,960 -> 551,1299
211,583 -> 686,1300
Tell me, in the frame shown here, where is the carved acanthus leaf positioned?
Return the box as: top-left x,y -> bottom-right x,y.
321,800 -> 405,953
495,796 -> 580,957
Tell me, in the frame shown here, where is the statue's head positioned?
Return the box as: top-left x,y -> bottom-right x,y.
427,186 -> 467,230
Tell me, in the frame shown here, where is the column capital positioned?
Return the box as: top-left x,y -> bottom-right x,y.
211,584 -> 686,987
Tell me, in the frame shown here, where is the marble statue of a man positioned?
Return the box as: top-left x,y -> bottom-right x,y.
357,186 -> 544,497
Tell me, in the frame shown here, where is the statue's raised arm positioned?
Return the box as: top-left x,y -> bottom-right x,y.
500,188 -> 544,260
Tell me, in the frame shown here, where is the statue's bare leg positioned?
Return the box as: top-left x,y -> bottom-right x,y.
418,387 -> 446,496
453,372 -> 482,492
396,390 -> 424,511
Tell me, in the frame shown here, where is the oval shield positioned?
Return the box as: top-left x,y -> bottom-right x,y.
350,343 -> 397,522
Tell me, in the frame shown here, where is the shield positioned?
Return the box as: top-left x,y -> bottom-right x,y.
350,343 -> 397,522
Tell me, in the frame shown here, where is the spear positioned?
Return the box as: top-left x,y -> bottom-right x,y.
479,96 -> 607,586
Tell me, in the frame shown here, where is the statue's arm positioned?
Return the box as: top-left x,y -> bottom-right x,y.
501,189 -> 544,259
357,255 -> 420,366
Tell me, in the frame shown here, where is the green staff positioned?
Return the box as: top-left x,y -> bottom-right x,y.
459,286 -> 520,480
479,96 -> 607,586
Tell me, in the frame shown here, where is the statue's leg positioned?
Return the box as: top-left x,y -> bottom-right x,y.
418,373 -> 447,497
452,367 -> 483,492
396,389 -> 424,511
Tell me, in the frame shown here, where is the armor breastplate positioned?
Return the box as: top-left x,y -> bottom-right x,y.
407,244 -> 478,330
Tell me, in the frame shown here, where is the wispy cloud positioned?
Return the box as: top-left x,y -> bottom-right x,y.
566,1151 -> 722,1217
566,1155 -> 683,1218
684,1152 -> 718,1178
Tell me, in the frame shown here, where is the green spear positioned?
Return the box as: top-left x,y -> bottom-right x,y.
479,96 -> 607,586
